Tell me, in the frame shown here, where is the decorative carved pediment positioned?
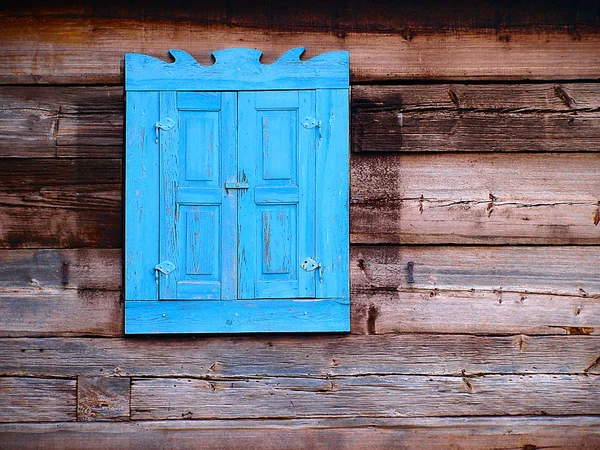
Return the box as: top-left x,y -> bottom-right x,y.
126,48 -> 349,91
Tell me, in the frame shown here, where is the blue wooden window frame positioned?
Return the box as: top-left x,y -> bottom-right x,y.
124,48 -> 349,333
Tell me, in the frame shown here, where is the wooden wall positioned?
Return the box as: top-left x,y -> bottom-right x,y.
1,1 -> 599,448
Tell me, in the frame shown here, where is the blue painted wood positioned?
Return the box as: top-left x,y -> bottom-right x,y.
158,91 -> 179,299
238,91 -> 316,300
315,89 -> 350,303
125,91 -> 160,301
158,91 -> 238,300
125,48 -> 349,91
125,48 -> 349,333
125,298 -> 350,334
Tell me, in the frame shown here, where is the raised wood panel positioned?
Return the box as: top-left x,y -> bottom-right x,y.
0,249 -> 121,291
0,159 -> 121,249
77,377 -> 130,421
0,289 -> 123,336
131,374 -> 600,419
1,19 -> 600,83
352,290 -> 600,336
353,84 -> 600,152
0,377 -> 76,422
351,153 -> 600,244
351,246 -> 600,295
0,86 -> 123,158
1,417 -> 599,450
1,335 -> 598,378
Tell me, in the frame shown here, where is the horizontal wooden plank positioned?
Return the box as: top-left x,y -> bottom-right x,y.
352,152 -> 600,244
0,206 -> 121,248
351,246 -> 600,295
1,19 -> 600,83
352,84 -> 600,152
77,376 -> 130,421
4,84 -> 600,157
125,299 -> 349,334
0,159 -> 121,248
0,158 -> 121,202
3,286 -> 596,337
3,0 -> 599,31
0,249 -> 121,291
352,290 -> 600,335
353,83 -> 600,111
0,246 -> 597,336
1,335 -> 598,378
2,152 -> 599,248
0,377 -> 76,422
0,289 -> 123,336
1,417 -> 599,450
0,86 -> 123,158
131,374 -> 600,419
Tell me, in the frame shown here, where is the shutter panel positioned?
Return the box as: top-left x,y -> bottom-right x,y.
125,91 -> 160,302
238,91 -> 317,299
125,48 -> 349,334
159,92 -> 238,300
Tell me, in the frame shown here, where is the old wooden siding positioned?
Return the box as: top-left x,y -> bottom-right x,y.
0,1 -> 599,448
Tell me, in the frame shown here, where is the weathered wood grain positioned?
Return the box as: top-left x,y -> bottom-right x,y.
77,377 -> 130,421
3,0 -> 599,31
1,335 -> 598,378
3,286 -> 595,337
0,206 -> 121,248
131,374 -> 600,419
0,246 -> 597,336
0,86 -> 123,158
4,84 -> 600,158
0,290 -> 123,336
0,159 -> 121,248
0,377 -> 76,422
354,83 -> 600,111
353,84 -> 600,152
1,19 -> 600,83
0,249 -> 121,291
352,290 -> 600,336
351,153 -> 600,244
2,152 -> 599,247
351,246 -> 600,295
1,417 -> 599,450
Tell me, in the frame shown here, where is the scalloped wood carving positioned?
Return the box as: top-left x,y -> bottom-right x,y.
125,48 -> 349,91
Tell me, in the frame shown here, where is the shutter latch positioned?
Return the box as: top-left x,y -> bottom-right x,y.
154,260 -> 175,284
155,117 -> 175,143
301,116 -> 321,129
224,181 -> 249,190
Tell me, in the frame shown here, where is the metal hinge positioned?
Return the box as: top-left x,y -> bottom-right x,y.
301,258 -> 324,284
155,117 -> 175,143
301,116 -> 321,129
301,258 -> 321,272
154,261 -> 175,284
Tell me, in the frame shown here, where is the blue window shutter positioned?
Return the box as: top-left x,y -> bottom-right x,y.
125,48 -> 349,334
125,91 -> 159,303
238,91 -> 317,299
158,92 -> 238,300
